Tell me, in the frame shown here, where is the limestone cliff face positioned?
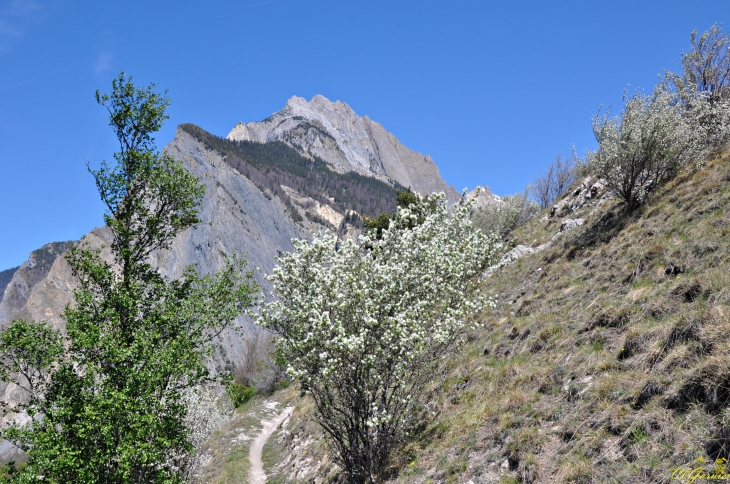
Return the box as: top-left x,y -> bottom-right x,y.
227,95 -> 460,202
0,241 -> 75,326
156,128 -> 308,365
0,268 -> 18,305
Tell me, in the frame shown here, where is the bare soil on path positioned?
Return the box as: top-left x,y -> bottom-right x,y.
248,403 -> 293,484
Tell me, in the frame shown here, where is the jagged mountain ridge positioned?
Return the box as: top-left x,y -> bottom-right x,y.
227,95 -> 461,202
0,241 -> 75,324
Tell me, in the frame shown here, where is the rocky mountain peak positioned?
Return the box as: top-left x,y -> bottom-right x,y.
466,185 -> 502,207
227,95 -> 460,202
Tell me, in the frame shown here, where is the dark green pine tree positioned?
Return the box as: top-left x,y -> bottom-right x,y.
0,73 -> 257,483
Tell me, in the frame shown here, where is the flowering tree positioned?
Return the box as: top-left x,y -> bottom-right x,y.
666,24 -> 730,107
259,193 -> 501,483
588,88 -> 693,210
587,83 -> 729,210
589,26 -> 730,211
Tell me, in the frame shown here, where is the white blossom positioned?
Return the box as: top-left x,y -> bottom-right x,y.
257,192 -> 500,479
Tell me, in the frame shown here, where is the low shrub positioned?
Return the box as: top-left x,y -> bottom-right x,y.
227,383 -> 257,407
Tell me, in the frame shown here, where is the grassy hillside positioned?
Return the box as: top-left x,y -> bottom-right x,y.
383,149 -> 730,483
230,148 -> 730,483
179,124 -> 404,219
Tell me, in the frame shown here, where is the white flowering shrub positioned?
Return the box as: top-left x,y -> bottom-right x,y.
165,386 -> 233,482
666,24 -> 730,107
258,193 -> 500,483
473,189 -> 539,239
589,26 -> 730,211
588,87 -> 713,210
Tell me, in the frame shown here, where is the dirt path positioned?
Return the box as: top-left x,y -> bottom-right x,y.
248,403 -> 293,484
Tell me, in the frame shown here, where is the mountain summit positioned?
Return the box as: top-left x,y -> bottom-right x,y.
227,95 -> 460,201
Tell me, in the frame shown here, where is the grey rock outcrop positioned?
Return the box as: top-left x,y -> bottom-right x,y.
0,241 -> 75,326
465,185 -> 502,207
0,268 -> 18,305
227,95 -> 460,202
550,177 -> 610,219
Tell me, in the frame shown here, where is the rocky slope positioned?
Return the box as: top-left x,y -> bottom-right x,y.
0,268 -> 18,305
0,241 -> 75,326
466,184 -> 502,207
227,95 -> 461,202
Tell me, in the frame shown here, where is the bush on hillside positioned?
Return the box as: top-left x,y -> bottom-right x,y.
587,87 -> 694,210
473,189 -> 539,239
258,193 -> 501,483
531,153 -> 576,210
226,383 -> 256,407
588,26 -> 730,211
666,24 -> 730,107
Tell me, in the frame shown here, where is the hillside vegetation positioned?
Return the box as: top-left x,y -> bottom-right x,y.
386,148 -> 730,483
219,147 -> 730,484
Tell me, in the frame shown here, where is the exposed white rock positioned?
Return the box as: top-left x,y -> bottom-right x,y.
280,185 -> 344,228
559,218 -> 584,232
227,95 -> 460,202
550,177 -> 611,218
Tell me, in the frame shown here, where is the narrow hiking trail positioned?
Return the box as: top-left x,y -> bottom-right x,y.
197,398 -> 293,483
248,403 -> 293,484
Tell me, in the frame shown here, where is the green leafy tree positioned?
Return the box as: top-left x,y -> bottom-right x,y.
363,187 -> 432,239
0,73 -> 257,483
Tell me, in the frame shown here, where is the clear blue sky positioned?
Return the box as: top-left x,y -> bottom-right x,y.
1,0 -> 728,270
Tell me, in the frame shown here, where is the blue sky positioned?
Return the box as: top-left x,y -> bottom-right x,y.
0,0 -> 728,270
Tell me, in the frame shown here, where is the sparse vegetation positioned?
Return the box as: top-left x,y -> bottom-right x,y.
531,153 -> 576,210
473,189 -> 539,239
227,383 -> 257,408
179,124 -> 405,219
